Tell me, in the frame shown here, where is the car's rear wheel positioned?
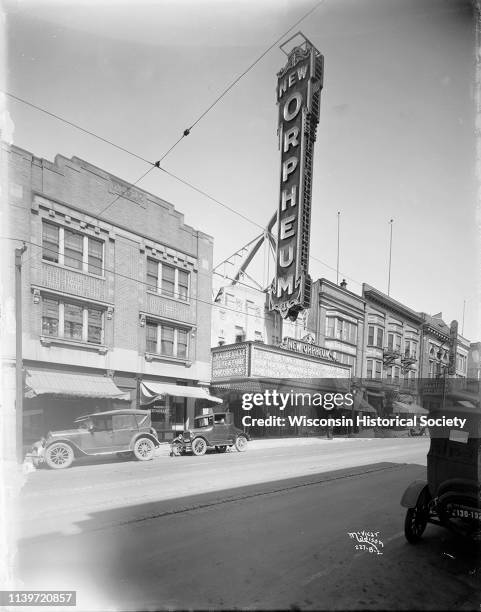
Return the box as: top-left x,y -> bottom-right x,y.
215,445 -> 227,453
45,442 -> 74,469
133,437 -> 155,461
192,438 -> 207,456
235,435 -> 248,452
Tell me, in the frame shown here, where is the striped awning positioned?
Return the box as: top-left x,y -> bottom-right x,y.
25,369 -> 130,400
140,382 -> 223,404
392,401 -> 428,415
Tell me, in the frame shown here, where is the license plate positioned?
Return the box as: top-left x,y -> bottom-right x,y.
447,505 -> 481,521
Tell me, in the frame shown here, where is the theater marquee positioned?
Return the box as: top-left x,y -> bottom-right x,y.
270,38 -> 324,321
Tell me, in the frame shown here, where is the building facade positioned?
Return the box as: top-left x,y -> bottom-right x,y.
307,278 -> 366,377
3,143 -> 214,449
211,282 -> 306,348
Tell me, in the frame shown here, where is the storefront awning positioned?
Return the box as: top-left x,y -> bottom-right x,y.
210,381 -> 264,394
456,400 -> 476,409
353,396 -> 377,413
25,369 -> 130,400
140,382 -> 223,404
392,401 -> 428,415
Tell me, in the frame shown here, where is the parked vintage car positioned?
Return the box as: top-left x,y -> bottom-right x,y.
30,409 -> 160,469
170,411 -> 249,456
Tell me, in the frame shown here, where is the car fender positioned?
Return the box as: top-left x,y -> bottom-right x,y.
400,480 -> 429,508
130,432 -> 160,449
44,438 -> 85,457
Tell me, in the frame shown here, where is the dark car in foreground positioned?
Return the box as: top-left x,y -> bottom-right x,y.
170,411 -> 249,456
30,409 -> 160,469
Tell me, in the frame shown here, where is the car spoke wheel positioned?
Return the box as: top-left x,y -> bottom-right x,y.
404,487 -> 430,544
215,445 -> 227,453
133,438 -> 155,461
192,438 -> 207,456
45,443 -> 74,469
235,435 -> 248,452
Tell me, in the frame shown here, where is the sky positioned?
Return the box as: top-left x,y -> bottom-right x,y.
2,0 -> 479,340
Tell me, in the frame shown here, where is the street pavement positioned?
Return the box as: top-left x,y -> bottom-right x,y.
11,437 -> 481,611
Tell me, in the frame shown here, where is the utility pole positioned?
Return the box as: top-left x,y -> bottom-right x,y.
387,219 -> 393,296
336,211 -> 340,285
15,244 -> 27,463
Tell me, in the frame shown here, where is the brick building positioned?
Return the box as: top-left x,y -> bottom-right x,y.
2,143 -> 215,449
307,278 -> 366,377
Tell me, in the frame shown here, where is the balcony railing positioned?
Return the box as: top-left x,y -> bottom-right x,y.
382,347 -> 401,366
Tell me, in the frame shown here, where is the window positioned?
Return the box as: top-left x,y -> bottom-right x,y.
367,359 -> 383,379
386,365 -> 400,382
42,298 -> 59,336
235,326 -> 245,343
41,296 -> 104,345
93,416 -> 112,431
42,222 -> 59,263
64,302 -> 83,340
254,331 -> 263,342
456,354 -> 467,373
404,340 -> 417,359
64,229 -> 83,270
337,353 -> 356,370
368,325 -> 384,348
146,322 -> 157,353
145,321 -> 190,359
325,316 -> 357,344
147,259 -> 158,292
225,293 -> 235,308
387,332 -> 401,351
146,258 -> 190,301
42,221 -> 103,276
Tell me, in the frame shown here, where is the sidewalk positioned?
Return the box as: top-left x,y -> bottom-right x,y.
156,435 -> 365,456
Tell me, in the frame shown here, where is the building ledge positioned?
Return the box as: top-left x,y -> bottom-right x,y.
144,352 -> 192,367
40,336 -> 108,354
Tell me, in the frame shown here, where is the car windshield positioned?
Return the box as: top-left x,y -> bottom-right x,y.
194,416 -> 213,428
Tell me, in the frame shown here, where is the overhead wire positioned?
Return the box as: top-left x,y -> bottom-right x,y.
3,0 -> 362,287
0,236 -> 274,321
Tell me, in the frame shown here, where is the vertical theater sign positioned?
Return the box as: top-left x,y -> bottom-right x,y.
270,36 -> 324,321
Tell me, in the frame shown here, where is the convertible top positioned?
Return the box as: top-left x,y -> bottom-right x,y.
75,409 -> 150,422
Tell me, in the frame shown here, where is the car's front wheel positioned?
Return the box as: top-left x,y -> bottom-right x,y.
45,442 -> 74,469
235,435 -> 248,452
133,437 -> 155,461
191,437 -> 207,456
